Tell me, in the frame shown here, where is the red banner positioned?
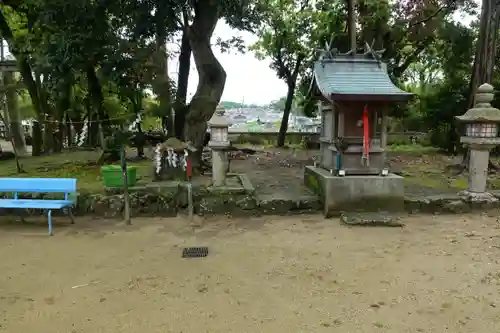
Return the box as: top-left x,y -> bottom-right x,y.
362,105 -> 370,158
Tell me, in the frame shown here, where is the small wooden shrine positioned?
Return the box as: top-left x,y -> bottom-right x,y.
309,44 -> 413,175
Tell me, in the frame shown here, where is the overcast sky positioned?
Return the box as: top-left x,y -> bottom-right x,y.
167,26 -> 284,106
169,1 -> 480,106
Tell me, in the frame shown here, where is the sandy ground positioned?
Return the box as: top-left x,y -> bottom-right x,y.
1,214 -> 500,332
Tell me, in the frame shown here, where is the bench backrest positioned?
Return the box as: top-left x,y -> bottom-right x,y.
0,178 -> 77,193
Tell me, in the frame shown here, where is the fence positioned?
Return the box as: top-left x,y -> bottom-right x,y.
228,131 -> 428,146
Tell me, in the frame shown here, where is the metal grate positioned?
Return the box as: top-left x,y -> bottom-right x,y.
182,247 -> 209,258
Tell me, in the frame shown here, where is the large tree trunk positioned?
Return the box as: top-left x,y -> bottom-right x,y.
3,72 -> 26,155
86,67 -> 107,149
467,0 -> 499,108
185,1 -> 226,168
53,82 -> 71,152
460,0 -> 500,170
174,27 -> 192,140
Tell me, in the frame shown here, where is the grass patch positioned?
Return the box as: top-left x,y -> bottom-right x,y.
0,150 -> 153,192
388,144 -> 439,153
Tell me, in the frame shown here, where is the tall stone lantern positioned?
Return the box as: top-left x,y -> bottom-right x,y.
208,105 -> 230,186
456,83 -> 500,200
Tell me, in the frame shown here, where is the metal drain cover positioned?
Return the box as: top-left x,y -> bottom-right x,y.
182,247 -> 209,258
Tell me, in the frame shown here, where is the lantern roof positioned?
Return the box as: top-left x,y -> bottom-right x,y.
208,105 -> 229,127
309,53 -> 413,102
456,83 -> 500,123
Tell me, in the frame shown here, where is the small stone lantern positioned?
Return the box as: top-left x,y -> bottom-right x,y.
456,83 -> 500,200
208,105 -> 230,186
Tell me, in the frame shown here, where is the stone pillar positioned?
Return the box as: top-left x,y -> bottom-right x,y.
212,150 -> 227,186
467,145 -> 489,193
208,105 -> 230,187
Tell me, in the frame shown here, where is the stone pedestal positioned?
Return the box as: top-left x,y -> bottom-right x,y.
304,166 -> 404,217
468,146 -> 489,193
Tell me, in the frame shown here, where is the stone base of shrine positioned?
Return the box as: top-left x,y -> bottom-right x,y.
304,166 -> 404,217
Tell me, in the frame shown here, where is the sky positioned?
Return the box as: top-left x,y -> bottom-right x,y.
170,1 -> 481,106
167,25 -> 285,106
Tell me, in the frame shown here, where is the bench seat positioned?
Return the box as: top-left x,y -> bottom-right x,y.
0,177 -> 77,235
0,199 -> 74,209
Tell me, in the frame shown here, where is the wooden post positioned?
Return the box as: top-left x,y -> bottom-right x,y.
380,108 -> 388,163
337,111 -> 345,137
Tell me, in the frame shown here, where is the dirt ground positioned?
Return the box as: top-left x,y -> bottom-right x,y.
230,147 -> 499,197
1,213 -> 500,332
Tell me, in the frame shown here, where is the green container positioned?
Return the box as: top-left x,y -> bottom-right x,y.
101,165 -> 138,188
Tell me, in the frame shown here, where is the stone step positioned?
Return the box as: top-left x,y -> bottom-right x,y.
340,212 -> 404,227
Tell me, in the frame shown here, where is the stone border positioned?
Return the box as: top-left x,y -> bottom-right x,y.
404,191 -> 500,214
4,177 -> 500,219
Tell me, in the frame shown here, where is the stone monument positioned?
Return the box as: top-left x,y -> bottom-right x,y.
208,105 -> 230,186
304,44 -> 413,217
456,83 -> 500,202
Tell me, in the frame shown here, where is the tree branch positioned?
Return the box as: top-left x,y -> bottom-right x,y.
273,26 -> 292,80
392,37 -> 433,78
407,6 -> 447,29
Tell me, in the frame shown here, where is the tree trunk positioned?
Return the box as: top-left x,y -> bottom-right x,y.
86,67 -> 107,149
467,0 -> 498,109
277,57 -> 303,147
31,121 -> 42,155
43,118 -> 55,153
174,27 -> 192,140
53,87 -> 70,153
460,0 -> 500,170
185,1 -> 226,168
277,84 -> 295,147
0,11 -> 46,156
3,72 -> 26,155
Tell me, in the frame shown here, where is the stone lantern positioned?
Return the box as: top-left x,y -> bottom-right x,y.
456,83 -> 500,200
208,105 -> 230,186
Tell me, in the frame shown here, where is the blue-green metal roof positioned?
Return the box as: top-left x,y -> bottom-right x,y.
312,55 -> 413,101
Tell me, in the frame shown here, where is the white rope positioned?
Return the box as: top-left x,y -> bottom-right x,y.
154,144 -> 162,174
128,113 -> 142,132
182,149 -> 188,170
76,119 -> 89,146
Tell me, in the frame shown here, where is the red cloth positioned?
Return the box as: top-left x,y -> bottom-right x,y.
363,105 -> 370,157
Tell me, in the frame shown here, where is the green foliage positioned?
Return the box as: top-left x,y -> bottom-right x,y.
0,0 -> 487,156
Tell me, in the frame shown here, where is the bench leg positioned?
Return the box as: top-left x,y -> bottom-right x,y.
47,209 -> 53,236
66,208 -> 75,224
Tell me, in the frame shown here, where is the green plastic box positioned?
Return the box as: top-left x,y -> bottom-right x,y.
101,165 -> 137,188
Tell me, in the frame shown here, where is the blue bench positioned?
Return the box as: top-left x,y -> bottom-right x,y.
0,178 -> 77,235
